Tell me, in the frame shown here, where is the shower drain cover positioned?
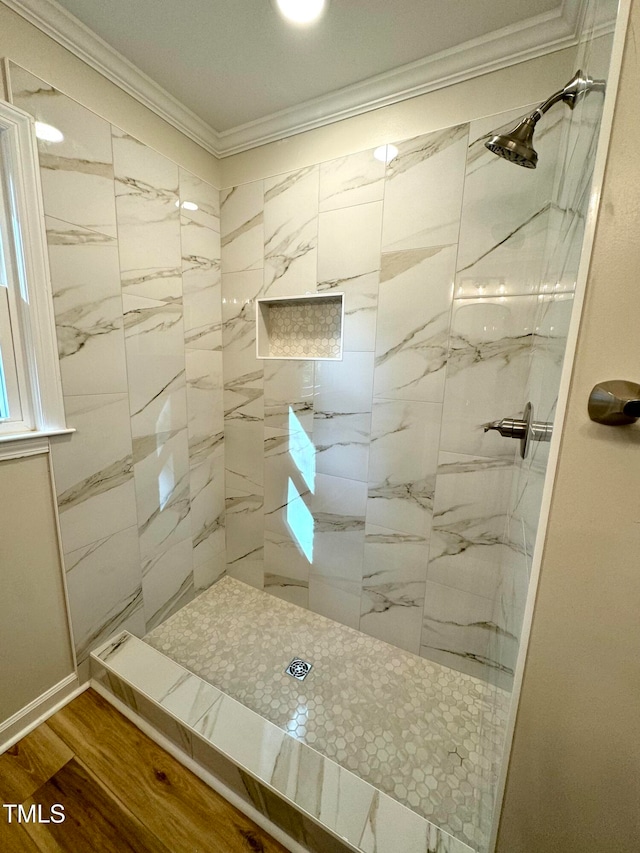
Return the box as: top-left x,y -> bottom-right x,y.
285,658 -> 313,681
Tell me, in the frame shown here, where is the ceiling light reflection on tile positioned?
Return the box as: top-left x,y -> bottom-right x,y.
175,200 -> 199,210
275,0 -> 328,25
373,144 -> 399,164
35,121 -> 64,143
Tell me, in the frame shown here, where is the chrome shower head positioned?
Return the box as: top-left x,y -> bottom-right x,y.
485,116 -> 538,169
484,69 -> 605,168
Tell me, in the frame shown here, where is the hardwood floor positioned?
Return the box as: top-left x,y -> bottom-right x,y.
0,689 -> 291,853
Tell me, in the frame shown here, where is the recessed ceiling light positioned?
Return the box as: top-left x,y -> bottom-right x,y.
275,0 -> 328,25
35,121 -> 64,143
373,144 -> 399,164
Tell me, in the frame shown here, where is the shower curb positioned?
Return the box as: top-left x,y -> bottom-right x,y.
90,632 -> 476,853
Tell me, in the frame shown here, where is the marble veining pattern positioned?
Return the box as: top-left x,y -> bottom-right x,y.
217,107 -> 574,692
93,630 -> 475,853
144,578 -> 507,850
11,63 -> 224,665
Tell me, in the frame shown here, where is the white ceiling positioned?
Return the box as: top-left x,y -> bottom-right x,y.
6,0 -> 601,155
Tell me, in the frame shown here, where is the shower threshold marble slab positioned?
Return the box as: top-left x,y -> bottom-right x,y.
143,577 -> 509,850
91,631 -> 474,853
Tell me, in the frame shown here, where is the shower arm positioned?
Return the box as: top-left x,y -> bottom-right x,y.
529,70 -> 606,126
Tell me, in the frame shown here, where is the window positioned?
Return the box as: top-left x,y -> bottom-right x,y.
0,99 -> 68,452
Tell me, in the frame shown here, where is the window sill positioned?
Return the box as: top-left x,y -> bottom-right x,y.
0,428 -> 76,461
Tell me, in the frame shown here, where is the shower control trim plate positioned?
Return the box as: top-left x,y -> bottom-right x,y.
484,402 -> 553,458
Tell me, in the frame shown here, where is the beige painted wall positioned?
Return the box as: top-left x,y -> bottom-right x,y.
0,452 -> 74,724
496,2 -> 640,850
0,3 -> 220,187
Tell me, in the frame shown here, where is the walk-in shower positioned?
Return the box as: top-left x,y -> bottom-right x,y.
91,32 -> 615,845
485,69 -> 606,168
96,45 -> 614,853
8,0 -> 620,850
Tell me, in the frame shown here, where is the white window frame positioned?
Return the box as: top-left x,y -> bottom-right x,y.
0,98 -> 71,458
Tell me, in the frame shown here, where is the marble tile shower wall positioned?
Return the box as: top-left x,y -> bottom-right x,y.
10,65 -> 225,674
497,25 -> 614,682
221,109 -> 566,686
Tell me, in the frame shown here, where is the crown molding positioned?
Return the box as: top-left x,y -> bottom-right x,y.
1,0 -> 220,154
2,0 -> 614,158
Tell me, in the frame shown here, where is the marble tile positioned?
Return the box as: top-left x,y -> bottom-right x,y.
241,775 -> 353,853
420,581 -> 520,688
263,435 -> 313,606
221,270 -> 264,352
45,217 -> 127,396
221,182 -> 264,273
132,426 -> 191,573
157,673 -> 223,728
426,452 -> 520,603
263,427 -> 310,517
179,166 -> 220,230
190,452 -> 226,577
264,359 -> 314,432
374,245 -> 455,403
134,689 -> 193,753
319,149 -> 385,212
359,525 -> 429,654
10,65 -> 117,238
381,125 -> 468,252
314,411 -> 371,482
366,400 -> 441,537
455,108 -> 562,297
142,535 -> 194,631
264,531 -> 310,609
181,216 -> 222,352
118,143 -> 188,524
51,393 -> 137,553
225,485 -> 265,578
309,474 -> 367,627
112,128 -> 181,275
455,208 -> 550,302
64,526 -> 143,663
440,295 -> 538,458
225,550 -> 265,590
224,420 -> 264,492
141,580 -> 500,850
186,349 -> 224,463
541,205 -> 584,294
123,291 -> 187,440
525,294 -> 574,423
318,272 -> 379,353
97,630 -> 192,698
314,352 -> 375,414
223,350 -> 264,423
314,353 -> 374,483
191,734 -> 252,800
193,550 -> 227,591
263,166 -> 319,297
317,202 -> 383,283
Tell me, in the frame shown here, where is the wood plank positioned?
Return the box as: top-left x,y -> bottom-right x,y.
22,758 -> 171,853
0,809 -> 42,853
0,724 -> 73,803
47,689 -> 289,853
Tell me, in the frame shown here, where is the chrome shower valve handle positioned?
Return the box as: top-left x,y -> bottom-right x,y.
483,402 -> 553,458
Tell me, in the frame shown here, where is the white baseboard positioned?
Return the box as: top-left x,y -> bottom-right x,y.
90,679 -> 309,853
0,674 -> 86,753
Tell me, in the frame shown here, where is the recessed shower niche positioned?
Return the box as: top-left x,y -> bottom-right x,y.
256,292 -> 344,360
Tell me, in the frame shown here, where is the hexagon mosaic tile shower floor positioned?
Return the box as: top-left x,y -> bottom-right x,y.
145,577 -> 509,849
